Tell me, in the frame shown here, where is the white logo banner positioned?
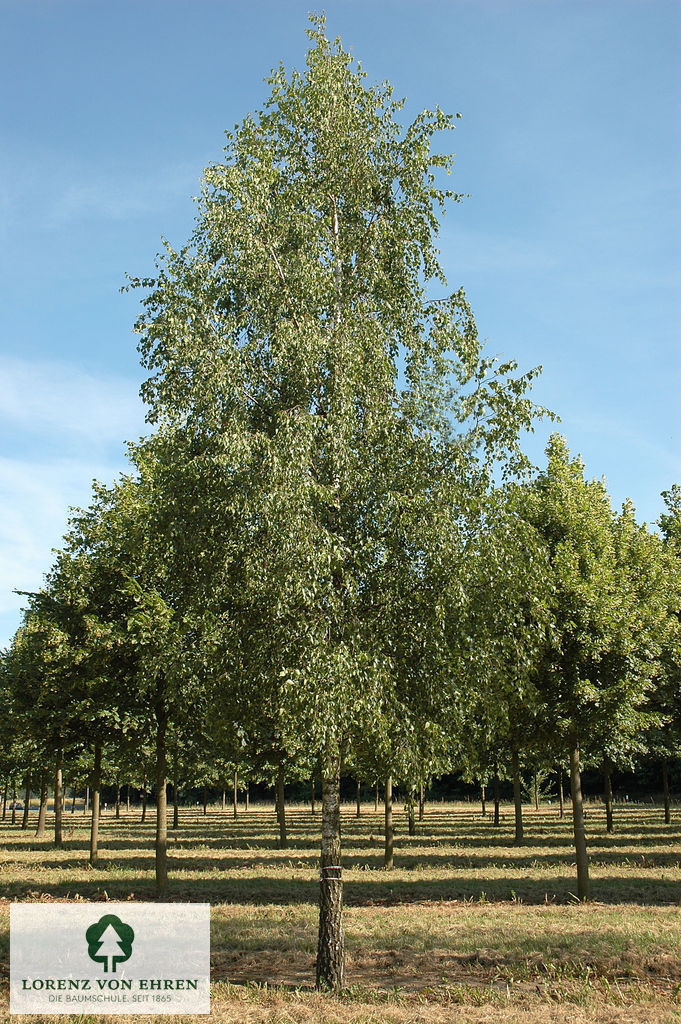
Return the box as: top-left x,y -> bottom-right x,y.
10,903 -> 210,1015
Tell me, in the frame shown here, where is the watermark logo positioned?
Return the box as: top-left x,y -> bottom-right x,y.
10,902 -> 210,1015
86,914 -> 135,973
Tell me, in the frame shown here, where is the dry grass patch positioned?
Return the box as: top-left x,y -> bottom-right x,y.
1,802 -> 680,1021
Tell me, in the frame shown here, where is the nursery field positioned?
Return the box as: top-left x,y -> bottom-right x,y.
1,800 -> 680,1023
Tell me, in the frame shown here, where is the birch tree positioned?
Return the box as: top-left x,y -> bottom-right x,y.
129,17 -> 545,988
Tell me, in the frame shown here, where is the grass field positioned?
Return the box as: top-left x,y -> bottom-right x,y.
1,800 -> 680,1022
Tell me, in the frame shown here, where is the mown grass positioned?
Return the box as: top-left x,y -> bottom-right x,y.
1,800 -> 680,1022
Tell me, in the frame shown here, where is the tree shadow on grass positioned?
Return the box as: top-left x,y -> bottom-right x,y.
8,845 -> 681,877
1,869 -> 679,906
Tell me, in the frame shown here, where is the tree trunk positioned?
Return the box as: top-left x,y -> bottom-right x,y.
172,742 -> 179,830
35,767 -> 48,837
126,784 -> 131,813
407,789 -> 416,836
315,746 -> 344,991
493,762 -> 500,827
21,769 -> 32,829
558,766 -> 564,818
141,773 -> 148,823
511,749 -> 523,845
603,762 -> 614,833
172,778 -> 179,828
276,766 -> 287,848
1,777 -> 7,820
155,701 -> 169,898
11,779 -> 17,825
115,780 -> 121,819
89,742 -> 102,867
203,785 -> 208,816
569,739 -> 590,900
534,772 -> 539,811
233,769 -> 238,819
84,786 -> 89,814
311,778 -> 316,815
221,787 -> 226,811
481,783 -> 486,817
384,775 -> 394,869
355,779 -> 361,818
374,783 -> 379,813
245,785 -> 249,811
54,753 -> 63,847
662,759 -> 671,825
418,782 -> 424,821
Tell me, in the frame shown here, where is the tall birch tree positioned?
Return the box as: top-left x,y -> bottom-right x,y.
129,17 -> 545,988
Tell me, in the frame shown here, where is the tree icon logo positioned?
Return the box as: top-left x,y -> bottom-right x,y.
86,914 -> 135,973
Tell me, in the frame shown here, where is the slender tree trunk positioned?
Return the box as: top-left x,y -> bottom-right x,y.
1,778 -> 7,820
89,743 -> 102,868
276,766 -> 287,848
558,767 -> 564,818
418,782 -> 424,821
203,785 -> 208,816
374,783 -> 379,813
493,762 -> 500,827
311,778 -> 316,815
115,781 -> 121,819
534,772 -> 539,811
245,785 -> 249,811
569,738 -> 590,900
84,786 -> 89,814
355,780 -> 361,818
481,783 -> 486,817
11,779 -> 17,825
141,774 -> 148,824
54,753 -> 63,847
35,767 -> 48,837
221,787 -> 226,811
315,745 -> 344,991
233,769 -> 238,819
384,775 -> 394,869
407,788 -> 416,836
662,759 -> 671,825
21,769 -> 32,829
172,743 -> 179,830
603,762 -> 614,833
126,784 -> 130,813
511,749 -> 523,845
155,702 -> 169,898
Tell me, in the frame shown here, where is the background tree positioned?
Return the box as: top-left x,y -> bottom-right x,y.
522,437 -> 669,898
649,486 -> 681,822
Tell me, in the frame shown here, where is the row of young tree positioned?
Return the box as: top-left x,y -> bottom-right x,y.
1,19 -> 679,990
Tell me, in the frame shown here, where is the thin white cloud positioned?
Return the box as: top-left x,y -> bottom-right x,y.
0,357 -> 150,644
49,161 -> 199,225
0,356 -> 147,443
51,182 -> 157,223
439,223 -> 558,275
0,454 -> 122,620
0,150 -> 199,231
571,411 -> 681,478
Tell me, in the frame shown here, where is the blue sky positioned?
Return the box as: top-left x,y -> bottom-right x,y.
1,0 -> 679,647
